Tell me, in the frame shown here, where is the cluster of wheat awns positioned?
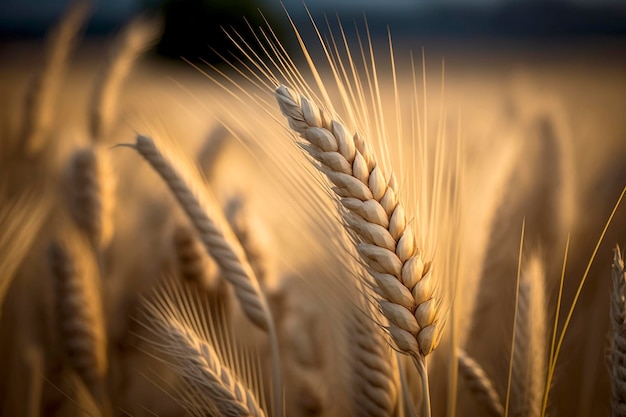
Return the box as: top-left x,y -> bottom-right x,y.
1,3 -> 625,417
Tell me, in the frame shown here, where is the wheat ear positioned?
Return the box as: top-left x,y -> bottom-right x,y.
90,16 -> 160,141
20,0 -> 89,154
457,348 -> 504,417
48,239 -> 108,408
173,225 -> 220,290
66,146 -> 115,252
144,310 -> 265,417
611,245 -> 626,417
275,85 -> 440,356
122,134 -> 282,415
275,84 -> 436,416
350,309 -> 399,417
226,195 -> 275,289
511,254 -> 547,417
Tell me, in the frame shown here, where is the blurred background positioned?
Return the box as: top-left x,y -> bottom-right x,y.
1,0 -> 626,61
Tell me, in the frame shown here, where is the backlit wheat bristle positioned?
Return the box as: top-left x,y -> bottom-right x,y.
457,348 -> 504,417
611,245 -> 626,417
173,225 -> 220,290
90,16 -> 160,142
511,254 -> 547,417
275,84 -> 441,358
66,146 -> 116,251
226,195 -> 275,290
48,237 -> 108,407
0,186 -> 50,316
21,1 -> 89,155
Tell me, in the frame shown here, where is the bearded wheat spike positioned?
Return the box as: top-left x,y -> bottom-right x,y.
275,85 -> 439,357
146,313 -> 265,417
457,349 -> 504,417
125,134 -> 283,416
128,134 -> 269,331
611,245 -> 626,417
67,146 -> 115,251
48,239 -> 107,406
511,255 -> 547,417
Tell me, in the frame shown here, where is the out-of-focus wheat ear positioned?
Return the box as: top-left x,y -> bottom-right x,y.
611,245 -> 626,417
173,225 -> 220,290
350,308 -> 399,417
198,124 -> 232,182
89,16 -> 161,142
122,134 -> 282,416
48,238 -> 108,410
511,254 -> 547,417
20,0 -> 89,155
225,195 -> 276,290
275,85 -> 441,358
457,349 -> 504,417
124,134 -> 271,331
66,146 -> 116,253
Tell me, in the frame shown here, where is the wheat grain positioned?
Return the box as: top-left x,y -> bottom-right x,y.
611,245 -> 626,417
457,348 -> 504,417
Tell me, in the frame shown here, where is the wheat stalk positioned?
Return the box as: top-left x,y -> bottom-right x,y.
121,134 -> 282,416
611,245 -> 626,417
20,0 -> 89,154
48,238 -> 108,409
511,254 -> 547,417
89,16 -> 160,142
457,348 -> 504,417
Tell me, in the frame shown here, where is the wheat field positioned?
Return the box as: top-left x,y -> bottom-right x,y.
0,3 -> 625,417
